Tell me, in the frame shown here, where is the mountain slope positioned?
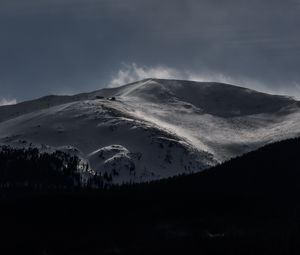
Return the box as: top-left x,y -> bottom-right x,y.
0,78 -> 299,183
0,97 -> 215,183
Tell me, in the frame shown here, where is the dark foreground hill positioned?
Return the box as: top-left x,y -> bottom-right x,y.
1,137 -> 300,254
141,136 -> 300,198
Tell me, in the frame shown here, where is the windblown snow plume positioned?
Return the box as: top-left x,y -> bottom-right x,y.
0,98 -> 17,106
109,63 -> 181,87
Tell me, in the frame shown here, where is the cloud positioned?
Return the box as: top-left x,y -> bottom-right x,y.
108,63 -> 247,88
108,63 -> 182,87
0,98 -> 17,106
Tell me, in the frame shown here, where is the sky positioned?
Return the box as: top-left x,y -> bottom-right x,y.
1,0 -> 300,104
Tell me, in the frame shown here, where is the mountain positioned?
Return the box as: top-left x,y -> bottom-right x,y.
0,78 -> 299,184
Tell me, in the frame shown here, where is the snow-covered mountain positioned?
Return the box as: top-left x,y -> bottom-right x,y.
0,78 -> 299,184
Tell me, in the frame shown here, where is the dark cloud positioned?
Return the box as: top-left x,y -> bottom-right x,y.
1,0 -> 300,102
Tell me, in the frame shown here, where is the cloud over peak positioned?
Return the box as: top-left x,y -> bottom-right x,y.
108,63 -> 241,88
108,63 -> 181,87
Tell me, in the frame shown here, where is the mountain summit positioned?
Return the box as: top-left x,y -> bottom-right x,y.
0,79 -> 299,183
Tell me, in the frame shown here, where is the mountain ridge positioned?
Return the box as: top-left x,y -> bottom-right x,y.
1,78 -> 296,122
0,79 -> 299,184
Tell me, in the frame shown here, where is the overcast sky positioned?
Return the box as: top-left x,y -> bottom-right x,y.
1,0 -> 300,103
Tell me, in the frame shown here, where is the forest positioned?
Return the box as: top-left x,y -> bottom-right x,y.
0,137 -> 300,254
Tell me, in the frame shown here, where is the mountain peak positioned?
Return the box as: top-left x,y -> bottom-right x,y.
101,78 -> 296,117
